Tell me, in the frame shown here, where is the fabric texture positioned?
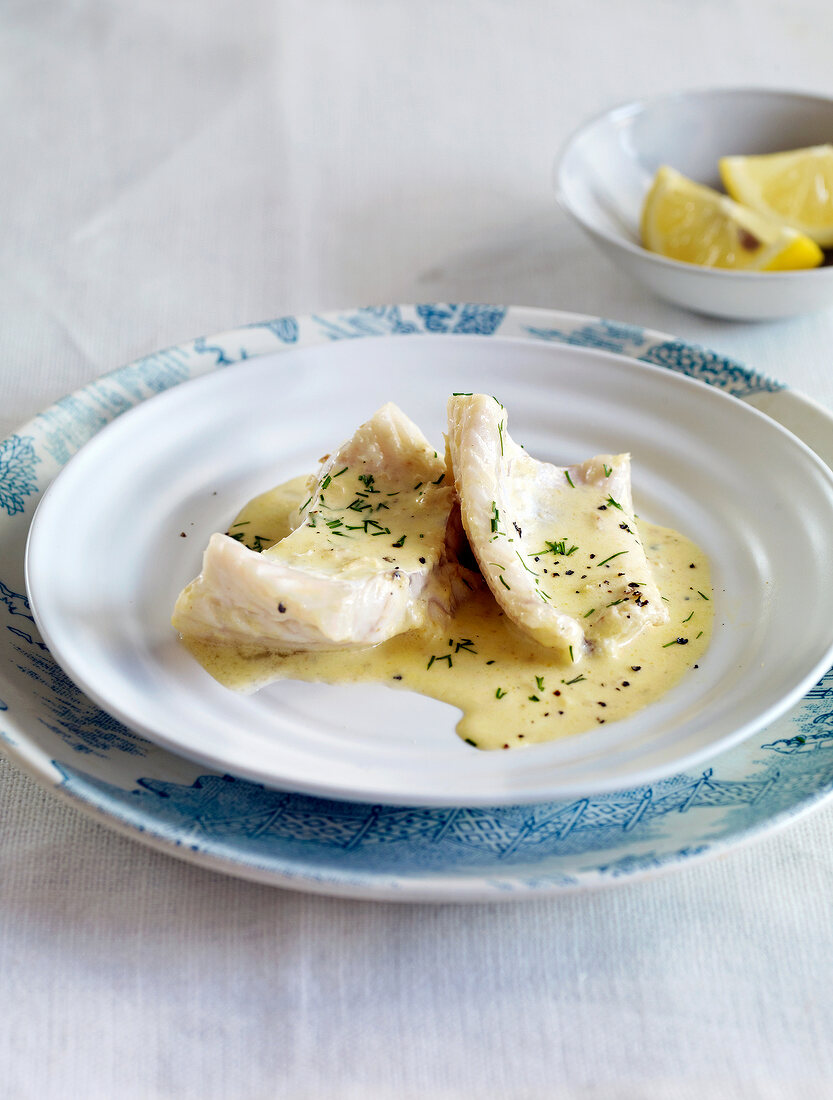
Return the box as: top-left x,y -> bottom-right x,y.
3,1 -> 833,1096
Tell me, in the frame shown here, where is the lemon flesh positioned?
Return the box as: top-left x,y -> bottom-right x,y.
721,145 -> 833,248
641,165 -> 823,271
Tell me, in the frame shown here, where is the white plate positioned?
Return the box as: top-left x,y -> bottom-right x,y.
24,324 -> 833,806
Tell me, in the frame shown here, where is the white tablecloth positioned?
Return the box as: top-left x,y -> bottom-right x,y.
4,2 -> 833,1096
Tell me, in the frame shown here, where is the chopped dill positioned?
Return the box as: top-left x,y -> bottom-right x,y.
595,550 -> 628,568
515,551 -> 538,575
427,654 -> 453,670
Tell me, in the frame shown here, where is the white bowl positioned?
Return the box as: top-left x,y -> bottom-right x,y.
555,88 -> 833,321
24,330 -> 833,806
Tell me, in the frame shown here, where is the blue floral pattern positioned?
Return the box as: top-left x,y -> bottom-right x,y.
638,340 -> 782,398
524,320 -> 782,398
0,304 -> 829,898
246,316 -> 300,343
525,319 -> 649,356
415,303 -> 507,334
0,435 -> 40,516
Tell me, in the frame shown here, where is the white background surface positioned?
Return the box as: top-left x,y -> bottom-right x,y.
4,1 -> 833,1096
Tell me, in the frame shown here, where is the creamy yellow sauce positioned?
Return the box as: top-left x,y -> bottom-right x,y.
184,478 -> 713,751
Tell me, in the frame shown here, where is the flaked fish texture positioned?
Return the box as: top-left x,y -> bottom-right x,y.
447,394 -> 668,661
173,403 -> 467,654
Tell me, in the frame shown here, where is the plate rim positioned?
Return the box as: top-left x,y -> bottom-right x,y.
3,301 -> 833,900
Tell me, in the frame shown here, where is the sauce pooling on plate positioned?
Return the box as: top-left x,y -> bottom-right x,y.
182,478 -> 713,751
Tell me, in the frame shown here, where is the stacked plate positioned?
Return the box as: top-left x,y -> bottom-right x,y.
5,304 -> 833,900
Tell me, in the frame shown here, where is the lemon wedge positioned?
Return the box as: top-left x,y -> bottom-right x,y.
720,145 -> 833,247
641,165 -> 823,271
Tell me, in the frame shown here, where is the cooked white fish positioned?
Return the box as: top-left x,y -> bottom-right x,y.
447,394 -> 668,661
173,403 -> 463,653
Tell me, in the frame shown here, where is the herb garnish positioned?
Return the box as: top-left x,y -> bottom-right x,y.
595,550 -> 628,568
358,473 -> 379,493
427,654 -> 453,670
533,539 -> 579,557
515,551 -> 538,575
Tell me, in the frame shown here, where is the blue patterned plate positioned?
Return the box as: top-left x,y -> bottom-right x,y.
3,305 -> 833,899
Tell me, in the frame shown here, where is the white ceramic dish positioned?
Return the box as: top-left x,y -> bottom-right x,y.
5,305 -> 833,899
555,87 -> 833,320
24,322 -> 833,807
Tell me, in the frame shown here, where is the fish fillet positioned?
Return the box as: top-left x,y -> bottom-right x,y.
173,403 -> 464,653
447,394 -> 668,661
